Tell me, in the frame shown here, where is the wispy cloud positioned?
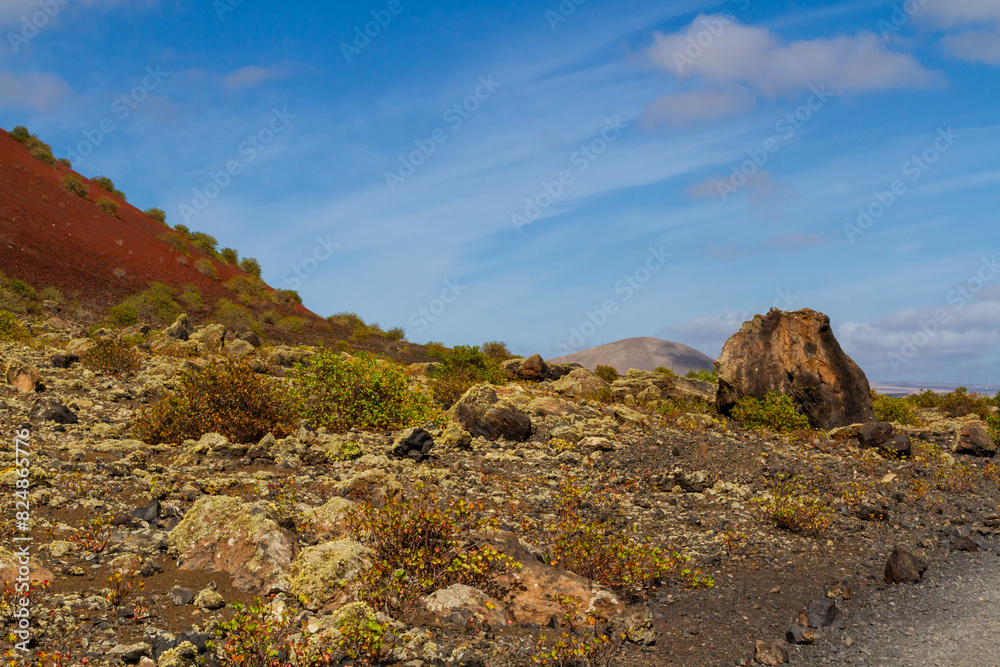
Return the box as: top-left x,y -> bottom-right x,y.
0,70 -> 72,111
922,1 -> 1000,65
222,63 -> 297,91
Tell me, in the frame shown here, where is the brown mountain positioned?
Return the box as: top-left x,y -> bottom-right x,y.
549,337 -> 714,374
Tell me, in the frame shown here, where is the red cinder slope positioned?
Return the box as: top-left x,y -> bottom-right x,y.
0,128 -> 281,312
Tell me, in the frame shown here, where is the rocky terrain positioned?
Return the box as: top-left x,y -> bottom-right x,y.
1,306 -> 999,667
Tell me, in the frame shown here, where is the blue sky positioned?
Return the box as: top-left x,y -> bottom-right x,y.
2,0 -> 999,383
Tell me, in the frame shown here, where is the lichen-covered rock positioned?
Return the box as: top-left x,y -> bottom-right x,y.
289,539 -> 373,611
336,468 -> 401,504
223,339 -> 254,358
164,314 -> 194,342
157,642 -> 198,667
194,588 -> 225,611
551,368 -> 609,398
448,384 -> 531,442
168,496 -> 297,593
300,497 -> 356,541
411,584 -> 508,629
716,308 -> 875,429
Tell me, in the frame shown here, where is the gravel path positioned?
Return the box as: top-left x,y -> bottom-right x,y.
794,536 -> 1000,666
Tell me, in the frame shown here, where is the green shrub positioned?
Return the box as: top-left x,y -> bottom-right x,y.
584,387 -> 614,404
179,284 -> 203,311
113,282 -> 182,326
5,278 -> 36,300
261,309 -> 279,325
686,369 -> 718,383
384,327 -> 405,341
61,174 -> 88,198
211,599 -> 333,667
10,126 -> 30,143
0,311 -> 28,341
144,208 -> 166,224
157,232 -> 190,255
481,340 -> 511,360
106,303 -> 139,327
225,275 -> 269,305
95,196 -> 119,216
213,299 -> 259,334
428,345 -> 507,409
277,316 -> 305,333
91,176 -> 125,200
195,258 -> 218,279
756,478 -> 831,536
239,257 -> 262,278
654,366 -> 677,378
58,158 -> 72,168
82,338 -> 140,376
39,286 -> 64,303
173,224 -> 192,238
731,392 -> 812,433
654,396 -> 716,420
594,365 -> 619,384
872,392 -> 921,425
219,247 -> 239,264
293,349 -> 435,431
133,359 -> 298,445
345,490 -> 519,617
29,145 -> 55,165
272,289 -> 302,306
190,231 -> 218,256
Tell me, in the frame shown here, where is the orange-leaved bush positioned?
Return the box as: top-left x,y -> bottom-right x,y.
133,359 -> 297,445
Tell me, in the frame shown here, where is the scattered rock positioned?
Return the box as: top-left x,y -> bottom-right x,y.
857,505 -> 890,522
411,584 -> 508,629
29,398 -> 78,424
550,368 -> 609,398
954,425 -> 997,457
169,588 -> 196,606
289,539 -> 374,612
5,359 -> 40,393
884,547 -> 927,585
50,353 -> 79,369
223,339 -> 255,358
606,606 -> 656,645
950,536 -> 980,552
448,384 -> 531,442
194,588 -> 225,611
858,422 -> 895,449
440,423 -> 473,449
716,308 -> 875,429
105,643 -> 151,664
786,625 -> 816,645
169,496 -> 298,593
164,314 -> 194,341
392,427 -> 435,461
805,598 -> 839,628
754,639 -> 789,665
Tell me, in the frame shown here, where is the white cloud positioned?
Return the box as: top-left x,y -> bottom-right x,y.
641,14 -> 939,124
941,30 -> 1000,64
0,70 -> 72,110
921,1 -> 1000,65
645,15 -> 938,96
222,63 -> 296,91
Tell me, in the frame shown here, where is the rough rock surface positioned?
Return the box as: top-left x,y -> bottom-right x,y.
448,384 -> 531,442
716,308 -> 875,429
168,496 -> 298,593
550,367 -> 610,398
410,584 -> 508,629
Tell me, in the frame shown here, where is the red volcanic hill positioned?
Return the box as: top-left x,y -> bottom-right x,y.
0,128 -> 265,314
